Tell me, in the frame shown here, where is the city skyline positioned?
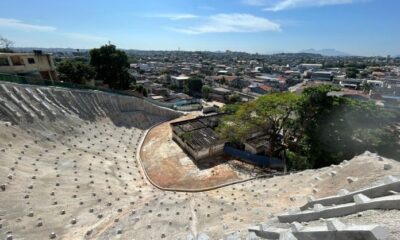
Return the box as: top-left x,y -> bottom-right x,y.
1,0 -> 399,56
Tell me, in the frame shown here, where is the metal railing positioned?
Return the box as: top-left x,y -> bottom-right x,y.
0,73 -> 137,97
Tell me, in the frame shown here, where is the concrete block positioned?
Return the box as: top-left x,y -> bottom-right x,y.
248,219 -> 388,240
279,231 -> 298,240
313,204 -> 325,212
307,196 -> 315,202
370,226 -> 390,240
383,175 -> 398,184
291,224 -> 389,240
247,232 -> 260,240
279,195 -> 400,223
249,225 -> 286,239
291,222 -> 303,232
338,189 -> 350,196
353,194 -> 371,204
301,176 -> 400,211
326,218 -> 346,231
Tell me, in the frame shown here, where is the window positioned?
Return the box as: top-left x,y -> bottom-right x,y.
10,56 -> 24,66
0,57 -> 9,66
28,58 -> 35,64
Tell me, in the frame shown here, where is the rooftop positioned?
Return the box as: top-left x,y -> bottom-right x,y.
171,114 -> 224,150
171,75 -> 190,80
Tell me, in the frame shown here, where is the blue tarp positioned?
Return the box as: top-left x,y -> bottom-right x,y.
224,146 -> 284,168
173,99 -> 202,106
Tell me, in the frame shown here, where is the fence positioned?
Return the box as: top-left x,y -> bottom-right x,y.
174,104 -> 203,111
144,97 -> 176,109
0,73 -> 137,97
223,146 -> 284,168
145,97 -> 203,111
0,73 -> 207,111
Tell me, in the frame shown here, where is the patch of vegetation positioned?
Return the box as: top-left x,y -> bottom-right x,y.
180,132 -> 193,142
90,43 -> 134,90
218,85 -> 399,170
57,59 -> 95,85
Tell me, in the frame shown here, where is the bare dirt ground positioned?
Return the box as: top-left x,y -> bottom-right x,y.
140,113 -> 249,190
1,83 -> 400,240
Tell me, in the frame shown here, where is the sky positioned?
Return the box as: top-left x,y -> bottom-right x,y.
1,0 -> 399,56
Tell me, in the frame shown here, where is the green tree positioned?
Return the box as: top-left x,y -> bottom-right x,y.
346,67 -> 359,78
221,103 -> 241,114
90,44 -> 133,90
127,56 -> 138,63
168,83 -> 177,91
220,76 -> 227,85
134,85 -> 148,97
227,94 -> 241,103
218,85 -> 399,170
218,93 -> 300,157
297,85 -> 397,168
183,85 -> 190,95
201,85 -> 211,99
359,71 -> 369,78
57,59 -> 96,85
187,77 -> 203,93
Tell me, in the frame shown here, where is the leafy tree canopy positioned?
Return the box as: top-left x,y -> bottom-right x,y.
187,77 -> 203,93
297,85 -> 398,168
57,59 -> 95,85
90,44 -> 133,90
346,67 -> 359,78
219,85 -> 399,170
218,92 -> 300,156
201,85 -> 211,99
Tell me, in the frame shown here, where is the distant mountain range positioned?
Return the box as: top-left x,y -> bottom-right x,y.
11,47 -> 396,57
300,48 -> 351,57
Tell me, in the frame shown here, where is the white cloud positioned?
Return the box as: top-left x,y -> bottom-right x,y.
151,13 -> 198,20
0,18 -> 56,31
63,33 -> 108,42
264,0 -> 357,11
169,13 -> 281,34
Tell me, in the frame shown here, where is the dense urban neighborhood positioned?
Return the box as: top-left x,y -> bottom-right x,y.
2,46 -> 400,108
2,0 -> 400,239
1,43 -> 399,170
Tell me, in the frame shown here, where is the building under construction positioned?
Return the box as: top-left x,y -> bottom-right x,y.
171,114 -> 226,161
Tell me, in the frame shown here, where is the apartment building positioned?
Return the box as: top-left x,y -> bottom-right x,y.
0,50 -> 57,81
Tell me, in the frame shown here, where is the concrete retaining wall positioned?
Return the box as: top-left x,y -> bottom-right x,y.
279,195 -> 400,223
301,176 -> 400,210
0,82 -> 182,127
249,219 -> 389,240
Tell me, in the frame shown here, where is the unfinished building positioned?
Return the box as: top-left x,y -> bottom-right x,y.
171,114 -> 226,161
